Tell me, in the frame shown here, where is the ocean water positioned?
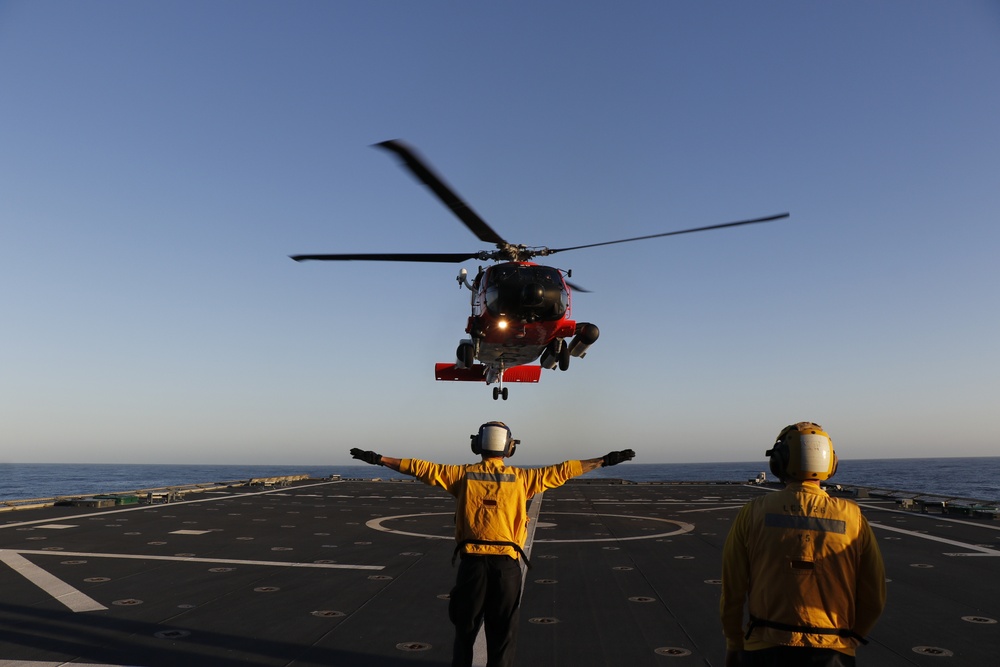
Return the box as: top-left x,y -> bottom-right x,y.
2,457 -> 998,504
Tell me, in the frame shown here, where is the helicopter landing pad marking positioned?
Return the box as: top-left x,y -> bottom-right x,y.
365,513 -> 453,540
677,505 -> 746,514
365,512 -> 694,543
533,513 -> 694,542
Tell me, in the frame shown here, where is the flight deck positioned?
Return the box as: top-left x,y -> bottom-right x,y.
1,477 -> 997,666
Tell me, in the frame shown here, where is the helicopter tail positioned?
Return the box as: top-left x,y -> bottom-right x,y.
434,363 -> 541,384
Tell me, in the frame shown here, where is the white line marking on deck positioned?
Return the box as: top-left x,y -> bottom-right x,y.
868,523 -> 1000,556
0,550 -> 107,613
533,513 -> 693,543
0,479 -> 346,532
677,505 -> 745,513
0,661 -> 142,666
366,511 -> 694,543
859,502 -> 1000,532
9,549 -> 384,570
365,512 -> 452,539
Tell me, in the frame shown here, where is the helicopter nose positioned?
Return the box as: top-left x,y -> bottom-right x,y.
521,283 -> 545,306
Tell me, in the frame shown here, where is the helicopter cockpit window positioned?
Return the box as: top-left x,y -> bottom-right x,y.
484,265 -> 568,322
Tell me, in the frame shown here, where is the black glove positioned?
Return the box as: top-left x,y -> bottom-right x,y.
602,449 -> 635,467
350,448 -> 383,466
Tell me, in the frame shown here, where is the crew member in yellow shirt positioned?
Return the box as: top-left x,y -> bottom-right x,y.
351,421 -> 635,667
720,422 -> 886,666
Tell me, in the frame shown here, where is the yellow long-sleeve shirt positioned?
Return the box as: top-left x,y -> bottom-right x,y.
720,482 -> 886,656
399,457 -> 584,560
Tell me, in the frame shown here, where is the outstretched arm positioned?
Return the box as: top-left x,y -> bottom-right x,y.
352,448 -> 634,476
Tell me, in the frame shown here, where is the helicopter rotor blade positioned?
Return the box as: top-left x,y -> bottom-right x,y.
375,140 -> 509,247
291,252 -> 481,263
547,213 -> 791,255
565,280 -> 591,293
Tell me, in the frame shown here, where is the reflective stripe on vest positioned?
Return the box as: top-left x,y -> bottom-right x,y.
465,471 -> 517,483
764,513 -> 847,534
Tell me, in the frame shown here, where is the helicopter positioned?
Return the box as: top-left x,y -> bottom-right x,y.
292,140 -> 789,400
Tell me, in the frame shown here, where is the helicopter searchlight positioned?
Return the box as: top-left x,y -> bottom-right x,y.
291,139 -> 791,400
457,268 -> 475,291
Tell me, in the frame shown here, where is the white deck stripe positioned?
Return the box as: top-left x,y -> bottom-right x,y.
859,501 -> 1000,532
523,491 -> 544,566
867,523 -> 1000,556
7,548 -> 384,570
0,479 -> 346,531
677,504 -> 746,513
0,662 -> 141,666
0,551 -> 107,612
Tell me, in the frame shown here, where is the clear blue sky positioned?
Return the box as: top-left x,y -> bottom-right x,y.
2,2 -> 998,465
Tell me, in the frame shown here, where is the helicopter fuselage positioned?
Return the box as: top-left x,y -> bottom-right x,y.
436,261 -> 599,399
469,261 -> 577,365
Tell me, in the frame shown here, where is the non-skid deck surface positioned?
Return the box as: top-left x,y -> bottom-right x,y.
0,478 -> 997,666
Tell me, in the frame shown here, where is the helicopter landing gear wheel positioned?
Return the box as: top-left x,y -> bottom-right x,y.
558,341 -> 570,371
492,386 -> 509,401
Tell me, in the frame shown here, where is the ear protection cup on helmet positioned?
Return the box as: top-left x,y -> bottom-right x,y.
765,424 -> 794,480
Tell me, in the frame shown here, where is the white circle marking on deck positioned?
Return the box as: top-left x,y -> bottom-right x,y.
365,512 -> 694,543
